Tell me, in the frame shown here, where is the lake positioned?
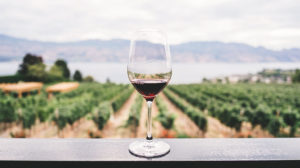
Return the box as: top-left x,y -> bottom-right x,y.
0,62 -> 300,84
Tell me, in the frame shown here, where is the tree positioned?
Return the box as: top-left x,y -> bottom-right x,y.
73,70 -> 82,82
83,75 -> 94,82
18,53 -> 43,75
26,63 -> 47,81
54,59 -> 70,79
47,65 -> 64,82
292,69 -> 300,83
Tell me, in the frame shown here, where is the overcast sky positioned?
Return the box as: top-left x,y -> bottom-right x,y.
0,0 -> 300,50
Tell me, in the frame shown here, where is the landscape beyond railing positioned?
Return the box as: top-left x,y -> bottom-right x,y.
0,138 -> 299,168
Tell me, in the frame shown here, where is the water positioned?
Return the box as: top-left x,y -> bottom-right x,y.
0,62 -> 300,84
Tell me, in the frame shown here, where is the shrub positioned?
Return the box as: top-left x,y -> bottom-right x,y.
126,95 -> 143,127
111,88 -> 133,112
93,101 -> 111,130
164,89 -> 207,131
20,107 -> 36,129
155,96 -> 176,130
0,97 -> 17,123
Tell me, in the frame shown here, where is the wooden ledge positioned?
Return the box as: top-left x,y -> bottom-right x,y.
0,138 -> 299,168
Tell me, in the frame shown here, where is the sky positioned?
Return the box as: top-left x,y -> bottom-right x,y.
0,0 -> 300,50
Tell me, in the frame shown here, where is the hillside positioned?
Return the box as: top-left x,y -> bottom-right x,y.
0,34 -> 300,62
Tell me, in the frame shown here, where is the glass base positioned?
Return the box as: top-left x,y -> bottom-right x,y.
129,140 -> 170,158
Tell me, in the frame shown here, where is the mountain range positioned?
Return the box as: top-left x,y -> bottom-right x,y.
0,34 -> 300,62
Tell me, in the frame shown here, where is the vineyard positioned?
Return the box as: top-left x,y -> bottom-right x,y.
0,83 -> 300,138
167,83 -> 300,137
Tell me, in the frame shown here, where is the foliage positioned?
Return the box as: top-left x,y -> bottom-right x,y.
54,59 -> 70,79
20,107 -> 36,129
18,53 -> 43,76
83,75 -> 94,82
47,65 -> 65,82
15,54 -> 71,83
93,101 -> 111,130
126,95 -> 143,127
53,107 -> 70,129
26,63 -> 47,81
0,97 -> 17,123
164,89 -> 207,132
73,70 -> 83,82
0,75 -> 24,83
111,88 -> 133,112
268,116 -> 284,136
155,96 -> 176,130
217,105 -> 244,131
0,83 -> 129,132
251,104 -> 272,129
282,108 -> 299,136
51,83 -> 129,130
168,83 -> 300,136
292,69 -> 300,83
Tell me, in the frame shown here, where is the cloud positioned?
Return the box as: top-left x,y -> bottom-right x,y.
0,0 -> 300,49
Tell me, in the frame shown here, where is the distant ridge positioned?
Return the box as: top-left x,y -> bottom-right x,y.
0,34 -> 300,62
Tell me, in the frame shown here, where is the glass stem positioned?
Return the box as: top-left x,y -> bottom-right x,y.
146,100 -> 153,140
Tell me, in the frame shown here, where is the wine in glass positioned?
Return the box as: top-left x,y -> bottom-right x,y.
127,29 -> 172,158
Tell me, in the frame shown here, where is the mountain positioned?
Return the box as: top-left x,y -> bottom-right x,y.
0,34 -> 300,62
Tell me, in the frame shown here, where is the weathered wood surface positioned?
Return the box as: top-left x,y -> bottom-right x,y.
0,82 -> 43,98
46,82 -> 79,98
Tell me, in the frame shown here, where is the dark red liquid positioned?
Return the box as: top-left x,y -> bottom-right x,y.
131,79 -> 168,101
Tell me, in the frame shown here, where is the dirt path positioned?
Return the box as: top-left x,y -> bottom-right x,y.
101,91 -> 137,138
240,122 -> 273,138
0,123 -> 22,138
29,121 -> 58,138
0,120 -> 58,138
55,118 -> 97,138
205,116 -> 236,138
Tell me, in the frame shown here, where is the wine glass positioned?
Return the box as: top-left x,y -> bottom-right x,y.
127,29 -> 172,158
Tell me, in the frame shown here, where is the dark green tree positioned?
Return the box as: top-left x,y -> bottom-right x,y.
73,70 -> 82,82
18,53 -> 43,75
54,59 -> 70,79
292,69 -> 300,83
17,53 -> 46,81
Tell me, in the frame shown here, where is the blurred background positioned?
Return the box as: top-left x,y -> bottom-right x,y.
0,0 -> 300,138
